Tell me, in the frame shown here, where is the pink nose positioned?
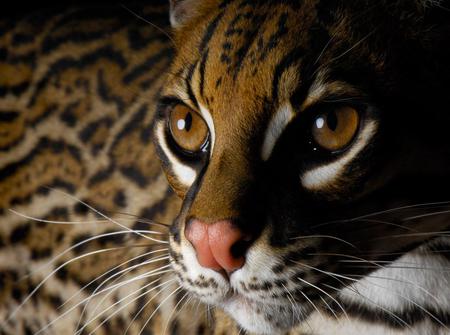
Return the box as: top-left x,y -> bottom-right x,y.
185,219 -> 248,273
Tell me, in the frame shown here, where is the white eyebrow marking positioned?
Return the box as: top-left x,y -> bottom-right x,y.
261,102 -> 295,161
199,103 -> 215,156
301,119 -> 377,190
155,122 -> 197,187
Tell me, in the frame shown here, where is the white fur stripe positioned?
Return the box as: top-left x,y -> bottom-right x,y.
301,120 -> 377,190
261,102 -> 295,161
199,103 -> 215,156
155,122 -> 197,187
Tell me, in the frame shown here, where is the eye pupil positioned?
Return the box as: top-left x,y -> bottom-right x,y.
326,110 -> 338,131
184,112 -> 193,131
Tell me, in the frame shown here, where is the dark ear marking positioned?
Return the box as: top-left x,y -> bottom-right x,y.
169,0 -> 201,28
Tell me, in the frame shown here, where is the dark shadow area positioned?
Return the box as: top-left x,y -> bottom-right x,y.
1,1 -> 167,18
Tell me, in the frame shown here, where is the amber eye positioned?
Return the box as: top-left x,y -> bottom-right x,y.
168,104 -> 209,153
312,106 -> 359,151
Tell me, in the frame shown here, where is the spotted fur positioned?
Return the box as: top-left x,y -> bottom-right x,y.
0,4 -> 206,335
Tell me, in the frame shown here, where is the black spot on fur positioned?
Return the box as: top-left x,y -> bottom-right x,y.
274,279 -> 287,287
0,110 -> 20,122
12,32 -> 34,46
48,294 -> 63,308
79,117 -> 113,142
96,69 -> 125,111
12,287 -> 22,301
74,202 -> 89,215
10,224 -> 31,243
55,264 -> 68,280
196,324 -> 206,335
30,103 -> 58,126
113,190 -> 127,207
71,234 -> 91,253
88,165 -> 115,186
0,81 -> 30,97
98,229 -> 125,246
215,77 -> 223,88
120,166 -> 149,187
24,326 -> 33,335
31,248 -> 52,260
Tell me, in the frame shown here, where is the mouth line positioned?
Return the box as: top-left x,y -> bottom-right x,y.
220,293 -> 266,313
222,290 -> 281,307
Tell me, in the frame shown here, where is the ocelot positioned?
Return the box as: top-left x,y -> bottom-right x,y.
1,1 -> 450,335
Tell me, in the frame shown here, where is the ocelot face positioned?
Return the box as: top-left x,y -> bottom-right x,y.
154,0 -> 450,333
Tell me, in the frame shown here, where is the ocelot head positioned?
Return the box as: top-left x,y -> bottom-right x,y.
154,0 -> 450,333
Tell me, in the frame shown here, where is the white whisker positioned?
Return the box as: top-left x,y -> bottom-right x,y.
319,295 -> 339,321
79,278 -> 177,335
162,291 -> 189,335
344,273 -> 440,305
137,285 -> 183,335
345,275 -> 449,330
120,4 -> 175,45
34,267 -> 172,335
44,187 -> 165,243
281,284 -> 302,324
84,257 -> 170,323
403,209 -> 450,221
9,245 -> 142,323
296,274 -> 349,322
22,230 -> 167,281
9,209 -> 109,225
61,247 -> 169,308
312,200 -> 450,229
322,282 -> 412,329
290,234 -> 357,249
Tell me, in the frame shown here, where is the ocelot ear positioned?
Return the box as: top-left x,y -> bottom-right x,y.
169,0 -> 202,28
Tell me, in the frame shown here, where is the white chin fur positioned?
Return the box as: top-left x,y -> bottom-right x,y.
223,298 -> 303,335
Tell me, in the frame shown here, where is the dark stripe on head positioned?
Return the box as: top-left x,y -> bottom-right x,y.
199,49 -> 209,99
185,62 -> 200,109
199,11 -> 226,52
232,11 -> 268,79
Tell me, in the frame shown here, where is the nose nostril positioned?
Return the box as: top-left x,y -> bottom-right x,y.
230,239 -> 251,259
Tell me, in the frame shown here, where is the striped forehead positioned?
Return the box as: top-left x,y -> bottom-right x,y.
168,1 -> 318,99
